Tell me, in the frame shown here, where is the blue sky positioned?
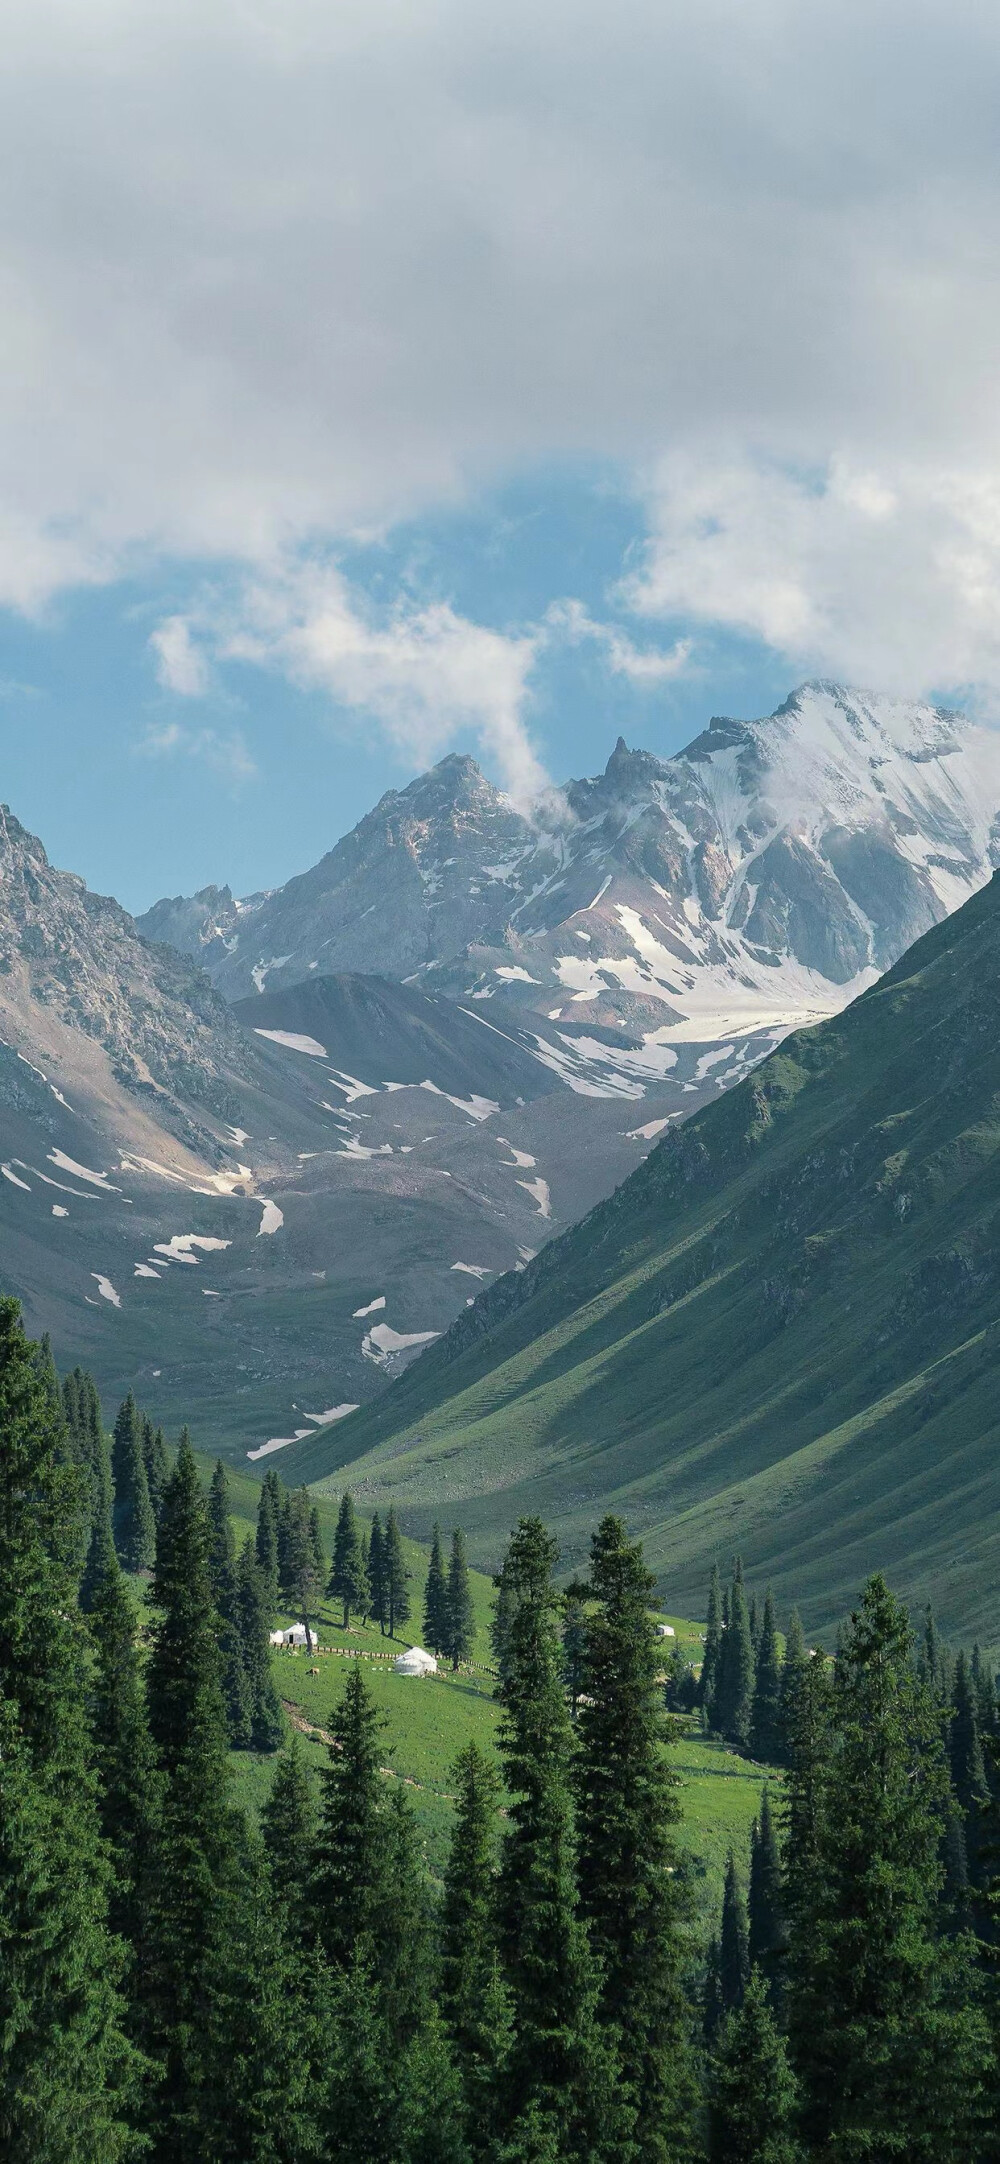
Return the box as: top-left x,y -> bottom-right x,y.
2,3 -> 1000,916
0,467 -> 795,913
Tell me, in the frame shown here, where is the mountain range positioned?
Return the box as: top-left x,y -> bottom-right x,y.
3,679 -> 1000,1515
279,868 -> 1000,1639
140,680 -> 1000,1095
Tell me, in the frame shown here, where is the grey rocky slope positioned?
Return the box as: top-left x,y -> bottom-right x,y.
0,800 -> 696,1461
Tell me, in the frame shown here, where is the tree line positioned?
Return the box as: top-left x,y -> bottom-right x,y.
6,1301 -> 1000,2159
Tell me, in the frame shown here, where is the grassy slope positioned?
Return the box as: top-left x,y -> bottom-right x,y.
210,1456 -> 769,1930
274,873 -> 1000,1640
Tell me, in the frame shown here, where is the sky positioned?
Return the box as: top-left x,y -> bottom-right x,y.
3,0 -> 1000,912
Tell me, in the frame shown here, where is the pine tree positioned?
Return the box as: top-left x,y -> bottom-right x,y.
79,1416 -> 116,1614
87,1530 -> 160,1954
574,1515 -> 693,2162
424,1523 -> 449,1656
359,1529 -> 371,1619
142,1420 -> 170,1527
142,1429 -> 236,2157
441,1742 -> 509,2146
702,1937 -> 725,2049
777,1607 -> 809,1766
311,1663 -> 429,2040
447,1527 -> 475,1670
207,1458 -> 252,1747
384,1506 -> 411,1638
699,1564 -> 724,1724
309,1502 -> 325,1591
748,1591 -> 760,1655
719,1852 -> 749,2014
0,1300 -> 140,2160
748,1789 -> 783,1988
235,1539 -> 285,1751
708,1969 -> 800,2164
491,1552 -> 519,1688
494,1517 -> 623,2161
750,1587 -> 782,1761
255,1473 -> 281,1610
277,1483 -> 293,1600
716,1575 -> 755,1748
562,1592 -> 587,1720
310,1660 -> 394,1972
188,1817 -> 322,2164
285,1487 -> 323,1646
262,1736 -> 319,1920
111,1391 -> 156,1572
368,1512 -> 388,1634
786,1576 -> 989,2160
328,1491 -> 369,1627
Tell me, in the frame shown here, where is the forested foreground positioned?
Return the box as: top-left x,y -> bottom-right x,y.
3,1297 -> 1000,2160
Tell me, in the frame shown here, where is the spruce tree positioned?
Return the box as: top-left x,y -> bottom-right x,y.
777,1607 -> 809,1766
285,1487 -> 323,1646
384,1506 -> 411,1638
950,1648 -> 989,1884
562,1592 -> 587,1720
748,1789 -> 783,1988
440,1742 -> 509,2146
79,1417 -> 116,1614
262,1736 -> 319,1920
491,1552 -> 518,1688
0,1300 -> 139,2160
719,1851 -> 749,2014
236,1538 -> 285,1751
699,1564 -> 724,1724
142,1430 -> 235,2157
312,1664 -> 430,2045
447,1527 -> 475,1670
716,1574 -> 755,1747
310,1661 -> 395,1972
424,1523 -> 449,1656
328,1491 -> 369,1627
494,1517 -> 623,2161
708,1969 -> 800,2164
189,1819 -> 322,2164
87,1531 -> 160,1954
702,1937 -> 725,2049
749,1587 -> 782,1761
309,1502 -> 325,1591
142,1420 -> 170,1527
111,1391 -> 155,1573
368,1512 -> 388,1634
255,1473 -> 281,1610
207,1459 -> 252,1747
574,1514 -> 693,2162
786,1577 -> 989,2160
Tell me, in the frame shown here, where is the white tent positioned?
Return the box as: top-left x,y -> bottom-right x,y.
270,1623 -> 311,1648
393,1645 -> 438,1677
656,1624 -> 676,1639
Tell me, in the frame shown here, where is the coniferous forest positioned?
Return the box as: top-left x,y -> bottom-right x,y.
5,1294 -> 1000,2162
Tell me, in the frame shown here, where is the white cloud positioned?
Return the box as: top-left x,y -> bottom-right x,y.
548,599 -> 691,683
204,565 -> 547,800
1,1 -> 1000,707
137,719 -> 257,786
150,616 -> 210,696
623,452 -> 1000,698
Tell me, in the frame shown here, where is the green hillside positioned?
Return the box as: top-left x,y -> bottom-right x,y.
279,871 -> 1000,1640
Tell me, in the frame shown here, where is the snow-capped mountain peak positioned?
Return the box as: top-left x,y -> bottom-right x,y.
138,684 -> 1000,1097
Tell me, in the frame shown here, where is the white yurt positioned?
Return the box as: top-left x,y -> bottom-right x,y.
656,1623 -> 676,1639
393,1645 -> 438,1677
269,1623 -> 311,1648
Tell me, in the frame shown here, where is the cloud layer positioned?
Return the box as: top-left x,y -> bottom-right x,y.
5,1 -> 1000,722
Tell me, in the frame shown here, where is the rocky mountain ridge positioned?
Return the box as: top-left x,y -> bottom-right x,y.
139,683 -> 1000,1097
